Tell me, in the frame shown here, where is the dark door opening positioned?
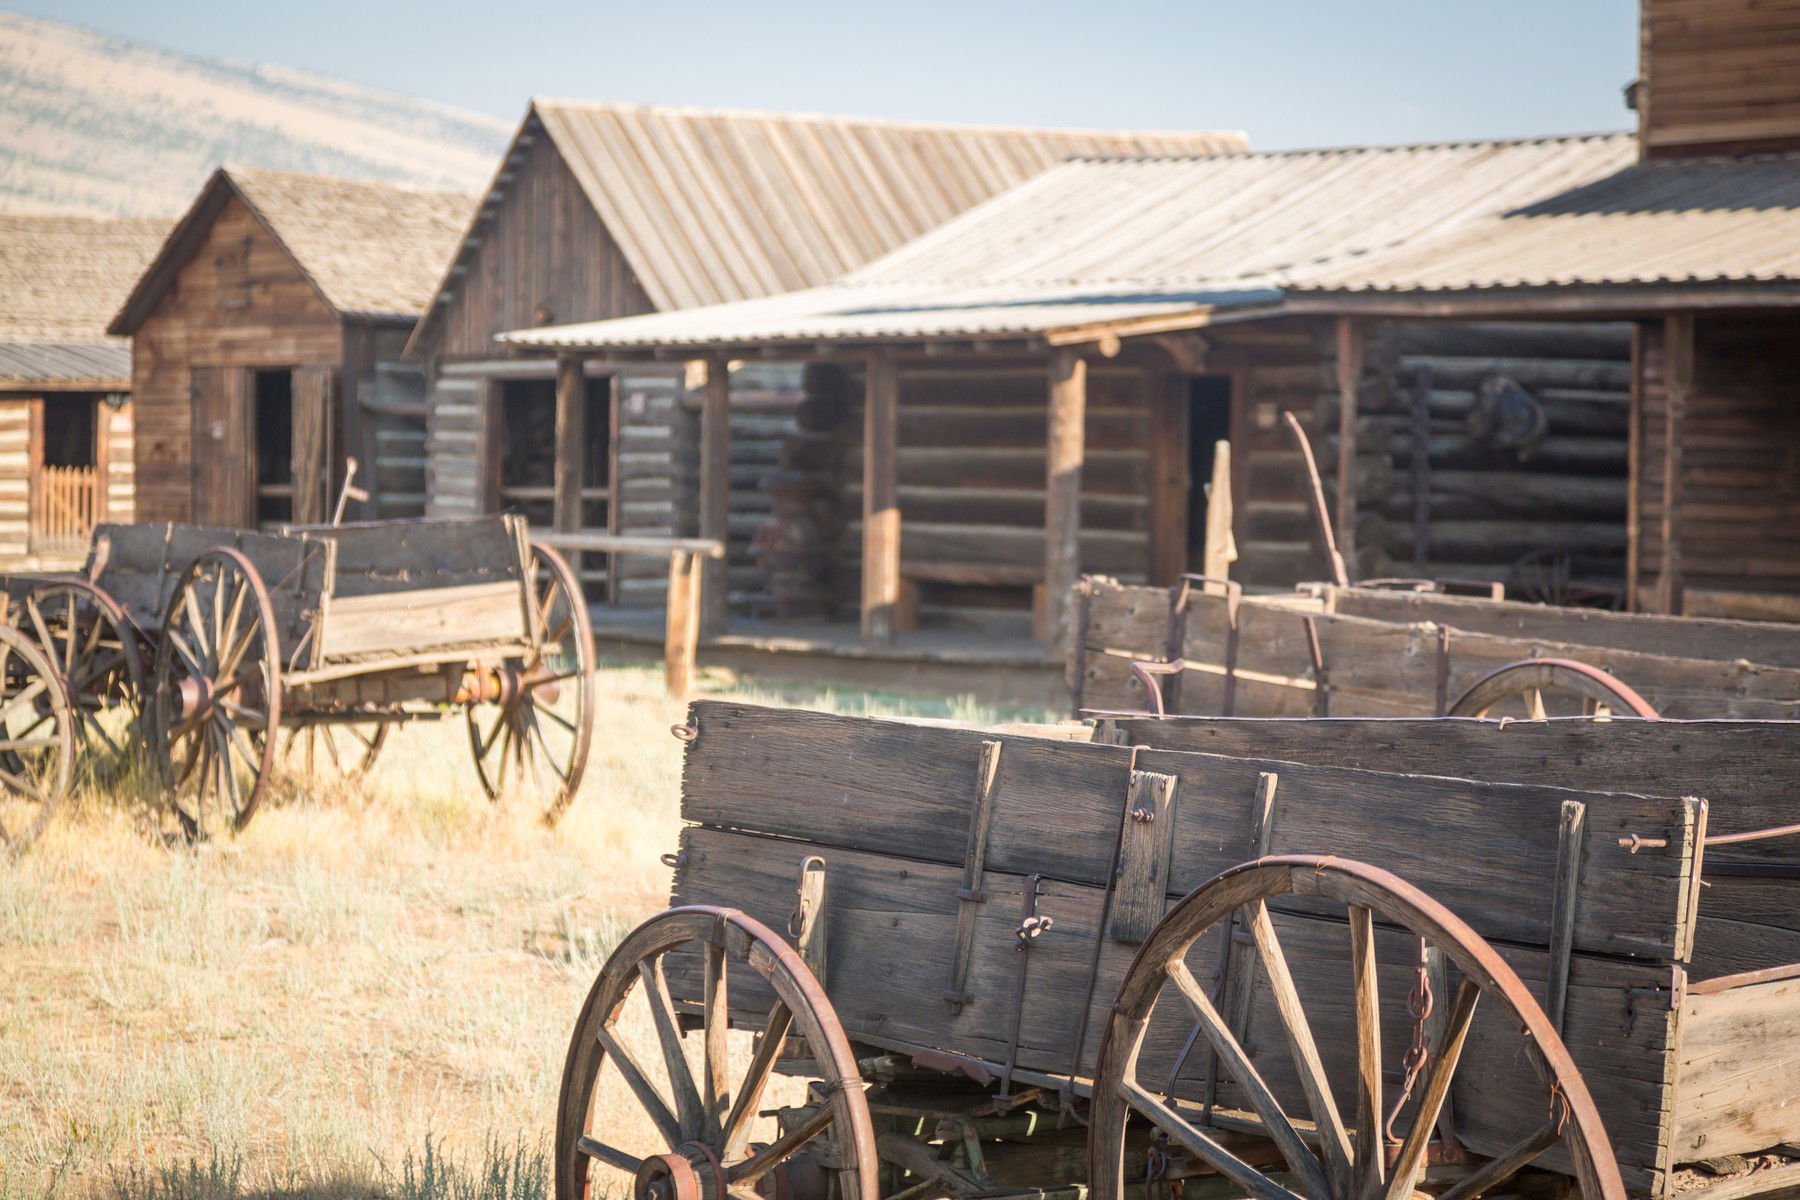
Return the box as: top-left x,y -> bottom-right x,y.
254,369 -> 294,527
43,396 -> 97,468
498,378 -> 557,527
1186,375 -> 1233,569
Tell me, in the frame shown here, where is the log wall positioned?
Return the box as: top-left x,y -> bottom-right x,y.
1639,0 -> 1800,158
1636,314 -> 1800,616
0,398 -> 30,559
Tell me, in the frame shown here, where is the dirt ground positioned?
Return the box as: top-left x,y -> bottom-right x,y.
0,662 -> 1047,1200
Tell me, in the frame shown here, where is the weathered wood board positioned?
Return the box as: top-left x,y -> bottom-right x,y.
294,514 -> 527,598
1672,974 -> 1800,1162
1074,578 -> 1800,720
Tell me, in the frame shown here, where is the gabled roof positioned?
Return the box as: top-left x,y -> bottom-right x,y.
499,132 -> 1639,352
407,100 -> 1245,352
1288,149 -> 1800,299
0,213 -> 167,388
110,166 -> 477,334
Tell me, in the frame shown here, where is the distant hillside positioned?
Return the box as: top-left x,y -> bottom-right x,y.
0,11 -> 509,217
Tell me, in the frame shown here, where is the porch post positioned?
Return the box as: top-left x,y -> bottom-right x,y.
1044,347 -> 1087,649
1334,316 -> 1362,574
699,353 -> 732,636
553,352 -> 588,580
1657,313 -> 1693,615
861,350 -> 900,644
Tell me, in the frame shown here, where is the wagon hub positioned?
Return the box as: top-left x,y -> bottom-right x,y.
634,1143 -> 724,1200
174,674 -> 216,721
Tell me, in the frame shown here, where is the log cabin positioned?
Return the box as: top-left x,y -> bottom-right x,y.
108,166 -> 475,528
405,100 -> 1244,606
0,215 -> 166,567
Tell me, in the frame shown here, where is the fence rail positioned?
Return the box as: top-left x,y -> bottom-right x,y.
31,465 -> 98,552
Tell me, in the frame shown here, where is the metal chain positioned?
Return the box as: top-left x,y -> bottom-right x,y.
1383,935 -> 1436,1146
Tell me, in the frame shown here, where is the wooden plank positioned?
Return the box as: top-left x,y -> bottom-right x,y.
1334,317 -> 1361,568
680,703 -> 1703,962
292,366 -> 335,526
1671,974 -> 1800,1160
1660,313 -> 1693,614
669,824 -> 1679,1193
300,515 -> 525,597
700,355 -> 730,636
1044,349 -> 1088,649
1107,770 -> 1178,944
664,550 -> 701,699
861,351 -> 899,644
316,580 -> 526,660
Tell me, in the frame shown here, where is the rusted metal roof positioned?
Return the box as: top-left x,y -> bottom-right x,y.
0,213 -> 165,387
1290,150 -> 1800,296
111,166 -> 477,333
500,133 -> 1637,351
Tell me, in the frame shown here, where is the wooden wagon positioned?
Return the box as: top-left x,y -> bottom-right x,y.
3,514 -> 596,841
0,577 -> 81,853
553,702 -> 1800,1200
1072,576 -> 1800,721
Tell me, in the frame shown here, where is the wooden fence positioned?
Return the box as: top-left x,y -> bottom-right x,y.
31,465 -> 98,553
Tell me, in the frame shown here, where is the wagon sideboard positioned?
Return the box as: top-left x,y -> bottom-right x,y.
1071,577 -> 1800,720
668,702 -> 1800,1195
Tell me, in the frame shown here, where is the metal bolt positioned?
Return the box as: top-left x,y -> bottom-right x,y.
1131,807 -> 1155,824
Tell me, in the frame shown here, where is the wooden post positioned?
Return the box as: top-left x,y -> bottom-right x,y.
1334,317 -> 1362,573
1657,314 -> 1692,615
861,351 -> 900,644
1044,348 -> 1087,648
1146,371 -> 1189,586
1626,323 -> 1643,613
665,549 -> 703,699
1202,438 -> 1235,592
554,353 -> 587,580
699,355 -> 731,636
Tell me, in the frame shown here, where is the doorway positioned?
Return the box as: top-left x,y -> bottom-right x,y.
31,394 -> 102,553
1186,375 -> 1233,571
253,369 -> 294,527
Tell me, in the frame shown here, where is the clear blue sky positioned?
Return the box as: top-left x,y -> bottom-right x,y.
25,0 -> 1641,149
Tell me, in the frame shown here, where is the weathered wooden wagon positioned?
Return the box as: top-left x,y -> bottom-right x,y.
555,702 -> 1800,1200
6,514 -> 596,838
1072,576 -> 1800,721
0,581 -> 79,853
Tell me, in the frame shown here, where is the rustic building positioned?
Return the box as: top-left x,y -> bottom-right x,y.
108,166 -> 474,527
405,100 -> 1244,604
0,214 -> 164,566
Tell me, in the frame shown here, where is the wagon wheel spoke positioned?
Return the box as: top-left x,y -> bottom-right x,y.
524,707 -> 571,784
1349,904 -> 1386,1198
24,602 -> 57,675
1525,687 -> 1547,720
183,586 -> 213,660
167,628 -> 205,676
1119,1080 -> 1307,1200
1164,958 -> 1331,1199
702,936 -> 731,1140
595,1022 -> 684,1146
0,677 -> 48,724
723,1000 -> 794,1160
574,1134 -> 642,1174
1437,1110 -> 1566,1200
0,764 -> 48,804
1385,980 -> 1481,1200
638,956 -> 707,1139
725,1106 -> 836,1187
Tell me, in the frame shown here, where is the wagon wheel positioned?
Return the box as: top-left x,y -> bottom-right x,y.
464,541 -> 595,823
151,548 -> 283,839
1448,657 -> 1659,720
0,623 -> 77,855
22,579 -> 147,774
556,905 -> 877,1200
1090,855 -> 1625,1200
282,721 -> 390,783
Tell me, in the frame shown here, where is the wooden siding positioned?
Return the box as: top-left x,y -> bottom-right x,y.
422,126 -> 656,364
344,321 -> 426,519
130,194 -> 341,523
1640,0 -> 1800,157
0,398 -> 28,558
102,399 -> 133,524
1636,314 -> 1800,612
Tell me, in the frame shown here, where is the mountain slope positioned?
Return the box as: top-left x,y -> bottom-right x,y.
0,11 -> 509,217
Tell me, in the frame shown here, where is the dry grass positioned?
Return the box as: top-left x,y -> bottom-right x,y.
0,661 -> 1049,1200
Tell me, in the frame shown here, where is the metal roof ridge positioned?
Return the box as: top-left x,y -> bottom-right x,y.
1059,129 -> 1636,165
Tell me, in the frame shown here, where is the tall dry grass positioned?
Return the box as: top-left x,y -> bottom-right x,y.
0,661 -> 1049,1199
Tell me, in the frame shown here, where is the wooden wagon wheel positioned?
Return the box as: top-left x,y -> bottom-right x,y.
465,541 -> 595,823
283,721 -> 390,783
1448,657 -> 1659,720
556,905 -> 877,1200
151,548 -> 283,839
0,623 -> 77,855
1090,855 -> 1625,1200
22,578 -> 147,772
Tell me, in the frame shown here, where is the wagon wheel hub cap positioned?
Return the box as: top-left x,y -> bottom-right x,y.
635,1143 -> 724,1200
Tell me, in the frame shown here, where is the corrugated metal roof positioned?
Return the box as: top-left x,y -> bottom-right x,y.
112,166 -> 477,333
0,341 -> 131,389
1291,150 -> 1800,294
501,133 -> 1637,350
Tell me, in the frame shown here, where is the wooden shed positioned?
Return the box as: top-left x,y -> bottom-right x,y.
0,214 -> 164,566
108,166 -> 474,527
499,133 -> 1656,664
405,100 -> 1244,605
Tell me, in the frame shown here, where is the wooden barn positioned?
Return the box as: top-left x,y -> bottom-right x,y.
0,214 -> 164,566
108,166 -> 474,527
406,100 -> 1243,606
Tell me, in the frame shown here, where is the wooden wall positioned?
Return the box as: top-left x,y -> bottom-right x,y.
102,399 -> 134,524
1635,313 -> 1800,616
1639,0 -> 1800,158
343,321 -> 426,519
130,193 -> 341,523
0,393 -> 134,566
0,398 -> 29,559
